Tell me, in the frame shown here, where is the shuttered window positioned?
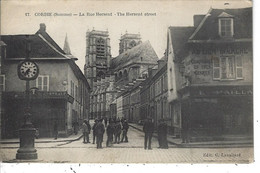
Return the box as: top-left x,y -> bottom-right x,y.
0,75 -> 5,91
213,56 -> 243,80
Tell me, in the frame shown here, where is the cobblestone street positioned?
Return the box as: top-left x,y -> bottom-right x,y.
0,126 -> 253,163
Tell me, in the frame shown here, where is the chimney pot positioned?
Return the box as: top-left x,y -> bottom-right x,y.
40,23 -> 46,32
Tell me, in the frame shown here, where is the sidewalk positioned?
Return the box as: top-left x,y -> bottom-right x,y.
0,132 -> 83,144
129,123 -> 253,148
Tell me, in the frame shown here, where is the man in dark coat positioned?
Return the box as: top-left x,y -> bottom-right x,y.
143,118 -> 154,150
92,119 -> 98,144
53,120 -> 58,140
121,119 -> 129,142
82,120 -> 89,143
157,119 -> 168,149
106,120 -> 115,147
114,120 -> 122,144
95,119 -> 105,149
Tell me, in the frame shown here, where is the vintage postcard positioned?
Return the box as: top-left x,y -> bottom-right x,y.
0,0 -> 255,167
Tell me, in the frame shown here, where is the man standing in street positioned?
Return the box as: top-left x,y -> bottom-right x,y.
53,120 -> 58,140
114,119 -> 122,144
82,120 -> 89,143
106,119 -> 115,147
92,119 -> 98,144
157,119 -> 168,149
143,117 -> 154,150
95,119 -> 105,149
121,119 -> 129,142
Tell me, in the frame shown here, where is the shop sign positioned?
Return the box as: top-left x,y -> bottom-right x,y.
192,86 -> 253,97
191,48 -> 249,55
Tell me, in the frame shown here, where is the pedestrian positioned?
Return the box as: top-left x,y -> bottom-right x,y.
181,115 -> 190,143
106,119 -> 115,147
143,117 -> 154,150
82,120 -> 89,143
114,120 -> 122,144
92,119 -> 98,144
157,119 -> 168,149
121,119 -> 129,142
104,117 -> 108,127
53,120 -> 58,140
72,121 -> 79,135
95,119 -> 105,149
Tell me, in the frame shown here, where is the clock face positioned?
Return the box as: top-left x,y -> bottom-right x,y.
18,61 -> 39,80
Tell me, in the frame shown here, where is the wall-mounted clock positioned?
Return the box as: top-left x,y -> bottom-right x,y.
17,60 -> 39,80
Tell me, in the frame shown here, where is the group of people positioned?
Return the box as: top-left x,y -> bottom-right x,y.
81,116 -> 169,150
82,117 -> 129,149
143,118 -> 168,150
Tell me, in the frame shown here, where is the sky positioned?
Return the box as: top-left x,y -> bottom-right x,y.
1,0 -> 252,71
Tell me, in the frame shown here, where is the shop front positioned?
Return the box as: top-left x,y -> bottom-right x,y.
180,85 -> 253,142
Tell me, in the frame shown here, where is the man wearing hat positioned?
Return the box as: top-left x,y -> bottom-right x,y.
143,117 -> 154,150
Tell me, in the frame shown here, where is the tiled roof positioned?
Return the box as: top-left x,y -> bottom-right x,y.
169,26 -> 195,60
1,34 -> 67,59
110,41 -> 158,70
189,7 -> 252,40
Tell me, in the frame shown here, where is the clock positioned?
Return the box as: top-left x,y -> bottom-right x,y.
17,60 -> 39,80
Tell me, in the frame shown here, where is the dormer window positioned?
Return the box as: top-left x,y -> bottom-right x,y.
218,12 -> 234,38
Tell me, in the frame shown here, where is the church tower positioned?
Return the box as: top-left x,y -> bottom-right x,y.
119,32 -> 142,54
84,29 -> 111,89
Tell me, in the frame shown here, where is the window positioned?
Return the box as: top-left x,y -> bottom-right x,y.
0,75 -> 5,91
70,81 -> 74,97
213,56 -> 243,80
36,75 -> 49,91
219,18 -> 233,37
96,38 -> 105,59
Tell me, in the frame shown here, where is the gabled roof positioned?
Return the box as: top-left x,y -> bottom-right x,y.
189,7 -> 252,41
1,34 -> 68,59
110,41 -> 158,70
168,26 -> 195,60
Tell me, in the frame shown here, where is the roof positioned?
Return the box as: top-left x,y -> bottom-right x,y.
168,26 -> 195,60
189,7 -> 252,41
110,41 -> 158,70
1,34 -> 68,59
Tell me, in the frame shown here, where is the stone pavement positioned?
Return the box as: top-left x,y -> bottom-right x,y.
129,123 -> 253,148
0,125 -> 254,163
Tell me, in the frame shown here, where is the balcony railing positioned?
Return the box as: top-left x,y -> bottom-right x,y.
3,91 -> 74,103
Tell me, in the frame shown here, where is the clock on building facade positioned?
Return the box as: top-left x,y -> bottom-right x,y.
17,60 -> 39,80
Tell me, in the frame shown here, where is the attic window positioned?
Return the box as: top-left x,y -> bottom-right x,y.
218,12 -> 234,38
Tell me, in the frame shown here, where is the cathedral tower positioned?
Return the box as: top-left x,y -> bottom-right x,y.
119,32 -> 142,54
84,29 -> 111,89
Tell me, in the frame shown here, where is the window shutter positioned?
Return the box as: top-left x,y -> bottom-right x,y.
212,57 -> 220,80
0,75 -> 5,91
236,56 -> 243,79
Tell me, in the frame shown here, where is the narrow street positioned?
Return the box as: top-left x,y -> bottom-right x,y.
0,125 -> 253,163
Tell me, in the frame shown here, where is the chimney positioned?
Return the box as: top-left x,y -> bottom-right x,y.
39,23 -> 46,32
193,15 -> 205,28
158,59 -> 165,69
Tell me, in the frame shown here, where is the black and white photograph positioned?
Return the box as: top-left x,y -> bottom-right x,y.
0,0 -> 257,170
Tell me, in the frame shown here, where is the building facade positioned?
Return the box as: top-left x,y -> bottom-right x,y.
167,7 -> 253,141
0,24 -> 90,138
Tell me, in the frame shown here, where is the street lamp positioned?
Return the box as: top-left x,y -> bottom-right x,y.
16,35 -> 39,160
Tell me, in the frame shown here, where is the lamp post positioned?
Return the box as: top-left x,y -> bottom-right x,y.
16,35 -> 39,160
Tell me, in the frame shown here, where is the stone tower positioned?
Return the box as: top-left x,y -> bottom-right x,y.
84,29 -> 111,89
119,32 -> 142,54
